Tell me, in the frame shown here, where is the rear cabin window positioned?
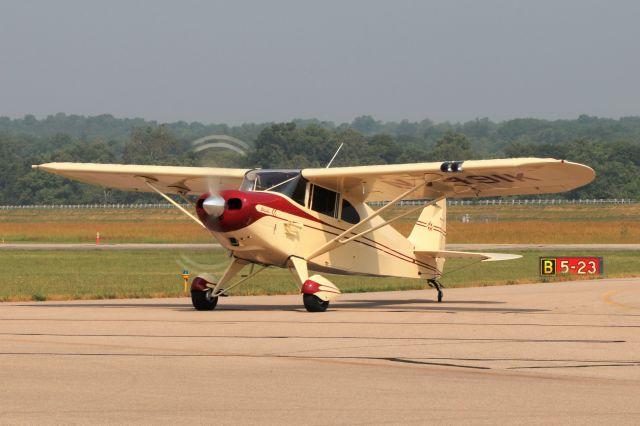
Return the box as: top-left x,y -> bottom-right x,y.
340,199 -> 360,224
310,184 -> 338,218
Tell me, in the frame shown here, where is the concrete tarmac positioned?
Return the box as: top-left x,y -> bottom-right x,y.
1,278 -> 640,424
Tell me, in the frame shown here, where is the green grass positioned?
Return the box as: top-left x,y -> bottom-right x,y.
1,249 -> 638,302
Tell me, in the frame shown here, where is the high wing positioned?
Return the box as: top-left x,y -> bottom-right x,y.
302,158 -> 595,202
34,158 -> 595,202
33,163 -> 249,195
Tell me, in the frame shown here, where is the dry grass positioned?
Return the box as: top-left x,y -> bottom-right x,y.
448,221 -> 639,243
1,203 -> 638,243
448,203 -> 640,221
391,221 -> 640,243
0,208 -> 190,223
387,203 -> 639,243
0,222 -> 209,243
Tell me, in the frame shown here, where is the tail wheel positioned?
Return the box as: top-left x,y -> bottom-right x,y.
191,288 -> 218,311
303,294 -> 329,312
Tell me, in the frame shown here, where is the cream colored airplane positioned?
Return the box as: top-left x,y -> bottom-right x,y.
34,158 -> 594,312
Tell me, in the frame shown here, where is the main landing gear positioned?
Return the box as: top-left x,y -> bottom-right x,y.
289,257 -> 342,312
303,294 -> 330,312
189,257 -> 342,312
191,287 -> 218,311
427,279 -> 444,302
189,259 -> 266,311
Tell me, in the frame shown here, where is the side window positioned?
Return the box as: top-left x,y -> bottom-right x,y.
310,184 -> 338,218
290,177 -> 307,206
340,199 -> 360,224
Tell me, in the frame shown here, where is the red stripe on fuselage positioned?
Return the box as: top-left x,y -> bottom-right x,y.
251,199 -> 438,273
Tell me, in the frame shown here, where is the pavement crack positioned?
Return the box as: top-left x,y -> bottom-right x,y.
382,357 -> 491,370
508,363 -> 640,370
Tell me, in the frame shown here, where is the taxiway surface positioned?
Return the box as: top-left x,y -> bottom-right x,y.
1,278 -> 639,424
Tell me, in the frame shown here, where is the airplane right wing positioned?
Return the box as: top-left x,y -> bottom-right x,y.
33,162 -> 250,195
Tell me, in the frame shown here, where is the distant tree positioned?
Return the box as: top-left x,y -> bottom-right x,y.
351,115 -> 382,134
51,140 -> 116,163
431,131 -> 473,160
123,126 -> 184,164
395,119 -> 418,136
3,113 -> 640,204
367,134 -> 403,164
327,128 -> 369,167
250,123 -> 336,168
496,118 -> 548,142
0,135 -> 22,202
461,118 -> 494,138
251,123 -> 298,168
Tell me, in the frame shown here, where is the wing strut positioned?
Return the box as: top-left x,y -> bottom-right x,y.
211,259 -> 268,297
142,179 -> 207,229
305,181 -> 445,261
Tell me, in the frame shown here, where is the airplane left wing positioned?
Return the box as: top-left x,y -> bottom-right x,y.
33,163 -> 250,194
302,158 -> 595,202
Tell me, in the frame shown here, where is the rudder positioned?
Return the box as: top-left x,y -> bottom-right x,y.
408,198 -> 447,251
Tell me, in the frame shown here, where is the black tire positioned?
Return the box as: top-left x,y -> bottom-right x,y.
303,294 -> 329,312
191,289 -> 218,311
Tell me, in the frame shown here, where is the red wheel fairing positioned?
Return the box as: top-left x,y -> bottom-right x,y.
191,276 -> 212,292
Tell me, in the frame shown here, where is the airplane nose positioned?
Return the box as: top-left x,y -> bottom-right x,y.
202,194 -> 226,218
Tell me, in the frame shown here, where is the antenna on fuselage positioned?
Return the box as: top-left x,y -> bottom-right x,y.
325,143 -> 344,168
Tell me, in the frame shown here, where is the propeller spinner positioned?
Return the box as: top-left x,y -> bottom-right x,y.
202,194 -> 225,218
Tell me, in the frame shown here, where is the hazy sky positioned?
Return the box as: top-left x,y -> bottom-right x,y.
1,0 -> 639,124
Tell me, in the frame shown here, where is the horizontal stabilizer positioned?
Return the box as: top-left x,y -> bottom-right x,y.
415,250 -> 522,262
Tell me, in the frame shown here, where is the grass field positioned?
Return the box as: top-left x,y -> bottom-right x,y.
1,203 -> 639,243
1,203 -> 637,302
0,208 -> 209,243
1,249 -> 638,302
389,203 -> 640,243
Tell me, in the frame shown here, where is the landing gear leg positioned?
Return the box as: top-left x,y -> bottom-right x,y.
288,256 -> 341,312
427,279 -> 444,303
190,258 -> 248,311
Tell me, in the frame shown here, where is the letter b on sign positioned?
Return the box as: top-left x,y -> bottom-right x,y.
540,258 -> 556,276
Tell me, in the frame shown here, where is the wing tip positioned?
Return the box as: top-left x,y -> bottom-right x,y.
32,163 -> 58,172
481,253 -> 523,262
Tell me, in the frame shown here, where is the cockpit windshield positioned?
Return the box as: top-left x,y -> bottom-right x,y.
241,170 -> 300,192
241,169 -> 307,205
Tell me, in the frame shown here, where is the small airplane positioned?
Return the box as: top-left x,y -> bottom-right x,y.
34,158 -> 594,312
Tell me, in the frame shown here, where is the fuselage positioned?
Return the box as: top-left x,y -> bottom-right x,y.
194,169 -> 441,279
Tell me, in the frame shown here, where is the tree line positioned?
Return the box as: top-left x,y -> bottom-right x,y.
0,114 -> 638,204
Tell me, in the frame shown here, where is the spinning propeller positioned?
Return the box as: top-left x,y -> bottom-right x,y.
192,135 -> 250,220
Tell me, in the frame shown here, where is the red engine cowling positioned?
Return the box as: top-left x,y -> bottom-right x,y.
195,190 -> 285,233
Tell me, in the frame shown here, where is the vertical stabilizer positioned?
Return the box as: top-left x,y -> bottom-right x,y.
408,199 -> 447,251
